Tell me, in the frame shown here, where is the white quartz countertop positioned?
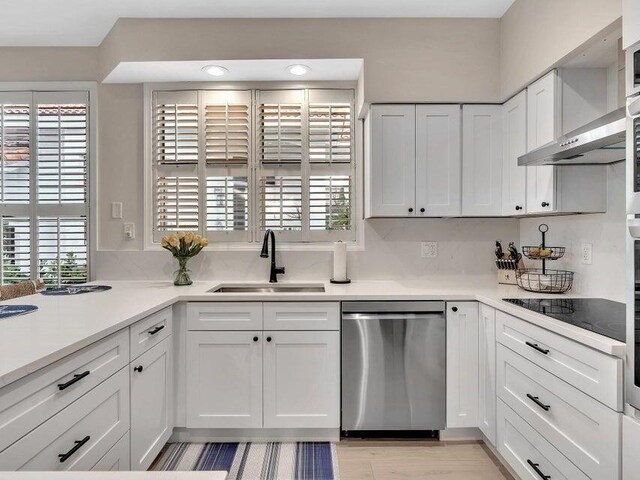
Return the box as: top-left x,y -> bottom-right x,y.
0,278 -> 626,388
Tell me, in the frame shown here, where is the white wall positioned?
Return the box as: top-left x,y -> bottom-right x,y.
520,163 -> 625,301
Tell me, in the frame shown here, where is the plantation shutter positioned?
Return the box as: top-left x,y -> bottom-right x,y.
38,216 -> 88,286
307,90 -> 354,240
203,91 -> 251,241
152,91 -> 199,241
256,90 -> 305,241
0,92 -> 31,206
0,217 -> 31,284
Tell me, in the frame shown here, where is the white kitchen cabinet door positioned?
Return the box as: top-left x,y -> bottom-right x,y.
501,91 -> 527,215
446,302 -> 479,428
623,0 -> 640,49
91,433 -> 130,471
623,414 -> 640,479
368,105 -> 416,217
462,105 -> 502,216
263,331 -> 340,428
186,331 -> 262,429
130,336 -> 173,471
526,70 -> 559,214
415,105 -> 461,216
478,304 -> 496,445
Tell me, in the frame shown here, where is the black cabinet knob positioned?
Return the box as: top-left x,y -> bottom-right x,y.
134,365 -> 143,373
253,336 -> 259,342
451,306 -> 458,312
266,336 -> 272,342
515,205 -> 522,211
420,208 -> 425,213
408,208 -> 414,213
541,201 -> 549,207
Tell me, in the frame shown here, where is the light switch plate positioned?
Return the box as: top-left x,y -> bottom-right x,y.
111,202 -> 123,219
421,242 -> 438,258
581,243 -> 593,265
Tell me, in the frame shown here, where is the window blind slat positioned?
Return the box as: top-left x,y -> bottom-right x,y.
259,103 -> 303,164
205,104 -> 250,165
0,105 -> 30,204
154,96 -> 198,166
156,176 -> 199,232
38,216 -> 88,286
309,103 -> 352,164
1,217 -> 31,284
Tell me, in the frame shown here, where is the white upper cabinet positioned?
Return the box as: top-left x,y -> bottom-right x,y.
415,105 -> 461,216
462,105 -> 502,216
526,70 -> 560,214
623,0 -> 640,49
367,105 -> 416,217
501,92 -> 528,215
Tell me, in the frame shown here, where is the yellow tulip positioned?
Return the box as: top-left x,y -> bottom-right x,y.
177,231 -> 186,239
184,232 -> 194,244
200,237 -> 209,247
161,237 -> 169,247
168,236 -> 179,247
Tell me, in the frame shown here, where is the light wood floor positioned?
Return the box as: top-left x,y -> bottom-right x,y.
336,439 -> 514,480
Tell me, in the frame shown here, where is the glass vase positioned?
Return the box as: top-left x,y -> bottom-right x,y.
174,256 -> 192,286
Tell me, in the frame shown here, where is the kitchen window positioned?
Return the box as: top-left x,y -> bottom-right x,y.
0,90 -> 90,286
148,88 -> 355,246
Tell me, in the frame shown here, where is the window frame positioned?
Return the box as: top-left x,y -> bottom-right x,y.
143,82 -> 361,251
0,82 -> 97,284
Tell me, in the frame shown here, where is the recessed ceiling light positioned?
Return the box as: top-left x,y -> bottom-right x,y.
286,64 -> 311,76
202,65 -> 228,77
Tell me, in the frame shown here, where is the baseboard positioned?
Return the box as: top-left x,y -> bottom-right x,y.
169,427 -> 340,443
480,434 -> 521,480
439,427 -> 483,441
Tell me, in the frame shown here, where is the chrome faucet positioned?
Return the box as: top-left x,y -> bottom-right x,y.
260,229 -> 285,283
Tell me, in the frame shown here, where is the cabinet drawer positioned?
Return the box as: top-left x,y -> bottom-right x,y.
91,432 -> 130,471
497,399 -> 588,480
0,330 -> 129,453
0,367 -> 130,471
497,344 -> 620,480
263,302 -> 340,330
187,302 -> 262,330
496,310 -> 622,410
130,306 -> 172,360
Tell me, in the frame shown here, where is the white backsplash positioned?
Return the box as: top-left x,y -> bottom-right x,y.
519,162 -> 625,302
94,217 -> 520,283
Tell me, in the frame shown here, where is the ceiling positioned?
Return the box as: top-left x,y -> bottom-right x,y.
103,59 -> 364,84
0,0 -> 515,47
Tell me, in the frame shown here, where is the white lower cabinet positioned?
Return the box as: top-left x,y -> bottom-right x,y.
263,331 -> 340,428
91,432 -> 130,471
130,336 -> 173,471
623,415 -> 640,480
0,368 -> 130,471
186,331 -> 263,428
478,304 -> 496,445
497,399 -> 589,480
446,302 -> 479,428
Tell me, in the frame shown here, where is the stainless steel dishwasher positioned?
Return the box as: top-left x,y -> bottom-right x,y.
341,301 -> 446,435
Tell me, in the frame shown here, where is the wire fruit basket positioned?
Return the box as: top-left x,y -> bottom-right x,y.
517,224 -> 573,294
516,268 -> 574,294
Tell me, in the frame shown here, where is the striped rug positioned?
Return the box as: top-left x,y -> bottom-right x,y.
151,442 -> 340,480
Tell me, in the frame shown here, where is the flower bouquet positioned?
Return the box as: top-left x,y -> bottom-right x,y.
161,232 -> 209,286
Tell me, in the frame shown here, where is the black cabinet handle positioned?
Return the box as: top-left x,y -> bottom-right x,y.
526,341 -> 549,355
134,365 -> 143,373
515,205 -> 522,211
266,336 -> 272,342
58,371 -> 90,391
58,436 -> 90,463
420,208 -> 425,213
527,459 -> 551,480
408,208 -> 414,213
527,393 -> 550,411
451,306 -> 458,312
148,325 -> 165,335
253,336 -> 259,342
541,201 -> 549,207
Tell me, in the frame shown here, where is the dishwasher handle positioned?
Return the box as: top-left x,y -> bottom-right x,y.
342,312 -> 445,322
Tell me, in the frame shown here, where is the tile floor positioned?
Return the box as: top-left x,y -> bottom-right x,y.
336,439 -> 514,480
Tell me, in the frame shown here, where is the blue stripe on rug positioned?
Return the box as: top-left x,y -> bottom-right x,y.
194,443 -> 239,471
296,442 -> 335,480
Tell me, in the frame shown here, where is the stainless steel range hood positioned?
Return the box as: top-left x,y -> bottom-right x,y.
518,107 -> 626,166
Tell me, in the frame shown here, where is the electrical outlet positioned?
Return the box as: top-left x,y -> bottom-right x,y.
124,222 -> 135,240
581,243 -> 593,265
421,242 -> 438,258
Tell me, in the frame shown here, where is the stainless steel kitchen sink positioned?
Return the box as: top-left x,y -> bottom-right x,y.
209,283 -> 325,293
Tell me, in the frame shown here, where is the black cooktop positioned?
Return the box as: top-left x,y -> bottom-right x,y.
502,298 -> 626,342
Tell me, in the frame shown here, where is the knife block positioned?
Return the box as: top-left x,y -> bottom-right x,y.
496,257 -> 525,285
